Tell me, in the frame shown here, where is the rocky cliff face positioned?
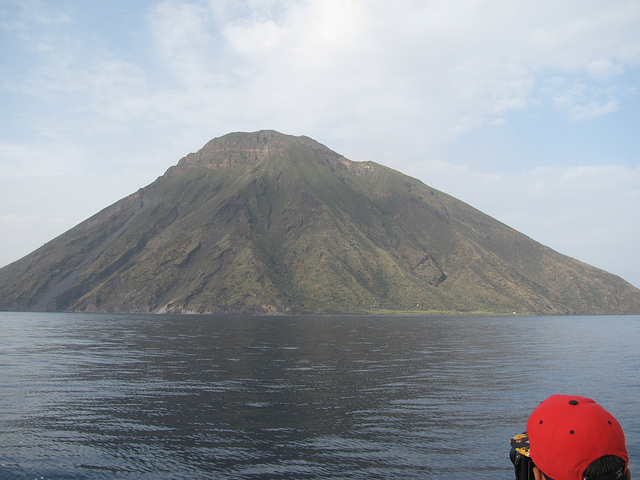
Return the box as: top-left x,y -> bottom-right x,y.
1,130 -> 639,315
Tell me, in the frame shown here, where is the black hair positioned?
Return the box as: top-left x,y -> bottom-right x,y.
583,455 -> 628,480
541,456 -> 628,480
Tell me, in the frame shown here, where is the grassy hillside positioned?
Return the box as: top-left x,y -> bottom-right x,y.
1,130 -> 639,314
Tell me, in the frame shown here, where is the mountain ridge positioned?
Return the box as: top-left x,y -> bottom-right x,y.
1,130 -> 639,315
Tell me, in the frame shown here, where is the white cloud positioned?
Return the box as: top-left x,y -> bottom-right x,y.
0,0 -> 70,32
150,1 -> 217,81
586,58 -> 626,80
140,0 -> 639,144
7,0 -> 638,153
568,99 -> 620,120
552,81 -> 622,120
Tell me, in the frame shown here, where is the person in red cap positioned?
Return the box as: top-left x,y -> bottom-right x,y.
510,394 -> 630,480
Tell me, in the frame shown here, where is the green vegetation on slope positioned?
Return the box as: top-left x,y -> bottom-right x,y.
1,130 -> 639,315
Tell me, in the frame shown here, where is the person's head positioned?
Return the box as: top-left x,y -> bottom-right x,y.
526,395 -> 630,480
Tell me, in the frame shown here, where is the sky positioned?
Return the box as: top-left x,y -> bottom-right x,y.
1,0 -> 639,288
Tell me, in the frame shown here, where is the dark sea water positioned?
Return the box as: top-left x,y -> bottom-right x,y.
0,313 -> 639,479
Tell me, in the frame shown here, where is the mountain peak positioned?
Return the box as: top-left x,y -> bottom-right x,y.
171,130 -> 336,171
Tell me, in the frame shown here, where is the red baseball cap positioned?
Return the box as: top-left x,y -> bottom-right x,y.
526,394 -> 628,480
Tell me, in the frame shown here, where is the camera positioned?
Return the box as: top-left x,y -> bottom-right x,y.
510,445 -> 535,480
510,432 -> 535,480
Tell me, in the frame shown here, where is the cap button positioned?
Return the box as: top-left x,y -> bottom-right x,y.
568,400 -> 579,405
